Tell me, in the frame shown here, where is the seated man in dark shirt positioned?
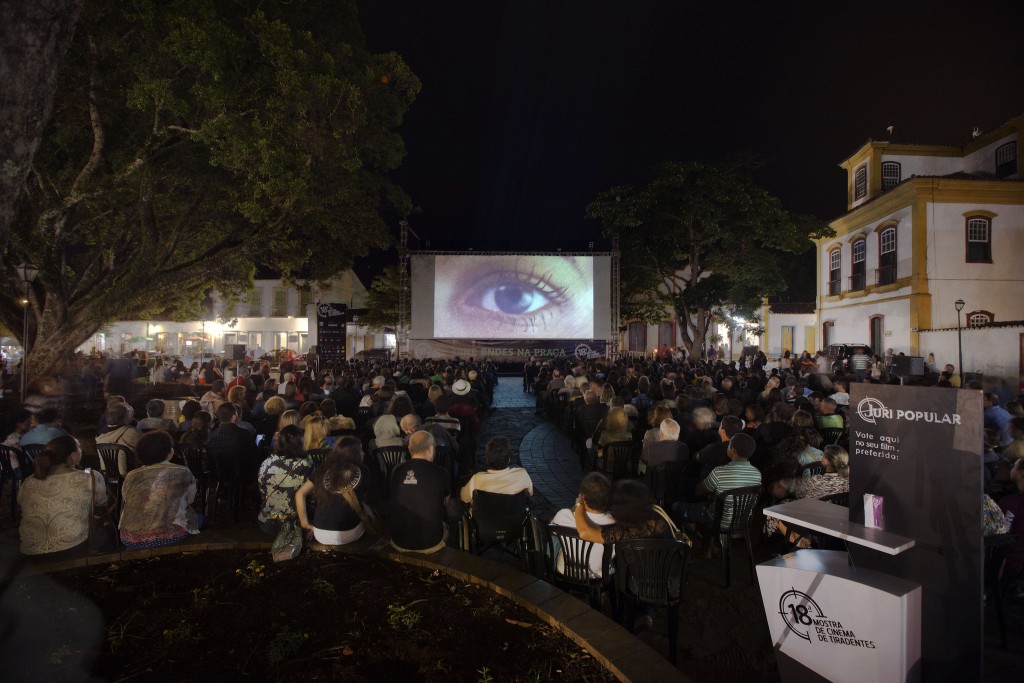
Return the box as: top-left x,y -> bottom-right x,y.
205,402 -> 260,483
696,415 -> 743,481
640,418 -> 689,472
389,430 -> 452,554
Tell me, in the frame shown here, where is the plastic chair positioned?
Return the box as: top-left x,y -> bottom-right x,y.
0,445 -> 26,518
598,441 -> 637,482
305,448 -> 330,469
710,484 -> 763,588
820,491 -> 849,507
205,449 -> 248,523
546,524 -> 614,610
646,460 -> 686,509
177,446 -> 209,517
372,446 -> 409,499
985,533 -> 1016,649
461,490 -> 541,571
95,443 -> 135,515
19,443 -> 45,466
613,538 -> 690,664
798,462 -> 825,478
818,427 -> 845,446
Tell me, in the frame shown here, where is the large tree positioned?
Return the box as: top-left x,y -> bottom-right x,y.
357,264 -> 402,332
586,161 -> 833,356
0,0 -> 85,252
1,0 -> 419,376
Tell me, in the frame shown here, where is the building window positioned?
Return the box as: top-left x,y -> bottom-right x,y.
850,239 -> 866,290
299,289 -> 313,311
828,248 -> 841,296
869,315 -> 884,353
246,289 -> 262,317
272,288 -> 289,317
628,322 -> 646,352
966,217 -> 992,262
854,165 -> 868,200
658,321 -> 675,349
877,226 -> 897,285
995,142 -> 1017,178
881,161 -> 901,191
967,311 -> 993,328
822,321 -> 834,348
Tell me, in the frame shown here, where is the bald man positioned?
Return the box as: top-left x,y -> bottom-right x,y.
389,431 -> 451,553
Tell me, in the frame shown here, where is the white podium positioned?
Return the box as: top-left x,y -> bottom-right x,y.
758,500 -> 922,683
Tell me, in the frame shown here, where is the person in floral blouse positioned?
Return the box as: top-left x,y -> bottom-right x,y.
257,425 -> 313,535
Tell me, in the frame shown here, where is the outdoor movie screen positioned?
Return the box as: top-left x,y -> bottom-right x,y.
410,254 -> 611,340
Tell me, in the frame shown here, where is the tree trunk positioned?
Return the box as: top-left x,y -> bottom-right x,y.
0,0 -> 85,251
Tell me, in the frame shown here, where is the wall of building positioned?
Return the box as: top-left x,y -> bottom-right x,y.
963,132 -> 1019,176
761,312 -> 817,357
919,326 -> 1023,391
820,297 -> 912,354
881,153 -> 961,180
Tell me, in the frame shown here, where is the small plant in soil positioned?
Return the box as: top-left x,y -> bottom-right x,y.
477,665 -> 494,683
310,578 -> 336,596
163,620 -> 198,643
386,602 -> 422,630
236,560 -> 267,586
267,627 -> 308,664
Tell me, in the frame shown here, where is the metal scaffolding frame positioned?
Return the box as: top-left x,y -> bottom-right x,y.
610,235 -> 621,359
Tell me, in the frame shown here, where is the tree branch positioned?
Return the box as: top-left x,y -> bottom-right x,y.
68,34 -> 105,199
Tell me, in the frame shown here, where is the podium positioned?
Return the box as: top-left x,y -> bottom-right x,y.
758,499 -> 921,683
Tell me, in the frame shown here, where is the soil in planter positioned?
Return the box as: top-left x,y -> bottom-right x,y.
17,551 -> 618,682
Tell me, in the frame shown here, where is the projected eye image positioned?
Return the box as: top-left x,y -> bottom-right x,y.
433,255 -> 594,339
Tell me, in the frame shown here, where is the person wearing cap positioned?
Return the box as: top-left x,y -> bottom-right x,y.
673,432 -> 762,531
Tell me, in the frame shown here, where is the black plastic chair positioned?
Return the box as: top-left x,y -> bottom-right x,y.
985,533 -> 1016,649
646,460 -> 686,509
372,446 -> 409,499
820,491 -> 849,507
19,443 -> 45,467
305,448 -> 331,469
461,490 -> 541,571
95,443 -> 135,515
205,449 -> 249,523
798,462 -> 825,478
613,538 -> 690,664
598,441 -> 636,482
710,484 -> 763,588
546,524 -> 614,610
0,445 -> 26,518
818,427 -> 845,446
176,446 -> 209,517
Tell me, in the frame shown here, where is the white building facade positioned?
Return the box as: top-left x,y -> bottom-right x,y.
817,115 -> 1023,385
80,271 -> 390,359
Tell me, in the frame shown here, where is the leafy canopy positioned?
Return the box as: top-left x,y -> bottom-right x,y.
2,0 -> 419,373
586,161 -> 832,351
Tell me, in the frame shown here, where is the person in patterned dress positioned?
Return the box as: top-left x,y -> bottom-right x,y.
257,425 -> 314,535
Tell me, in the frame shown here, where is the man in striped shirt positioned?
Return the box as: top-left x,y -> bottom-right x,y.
674,433 -> 762,530
850,347 -> 870,382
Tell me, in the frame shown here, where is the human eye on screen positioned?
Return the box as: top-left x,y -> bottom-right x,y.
462,268 -> 569,331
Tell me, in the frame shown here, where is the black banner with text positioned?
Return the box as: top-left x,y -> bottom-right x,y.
315,303 -> 347,362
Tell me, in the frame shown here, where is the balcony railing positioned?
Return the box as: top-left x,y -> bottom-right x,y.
848,272 -> 866,291
827,279 -> 841,296
875,265 -> 896,286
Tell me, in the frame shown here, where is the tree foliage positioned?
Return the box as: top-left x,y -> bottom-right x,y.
587,161 -> 833,355
1,0 -> 419,375
357,264 -> 403,332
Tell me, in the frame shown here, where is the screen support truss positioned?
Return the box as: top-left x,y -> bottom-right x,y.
611,235 -> 621,359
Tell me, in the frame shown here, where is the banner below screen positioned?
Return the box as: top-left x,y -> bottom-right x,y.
409,338 -> 606,362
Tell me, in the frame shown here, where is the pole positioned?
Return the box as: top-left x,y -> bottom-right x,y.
20,295 -> 29,400
956,308 -> 963,381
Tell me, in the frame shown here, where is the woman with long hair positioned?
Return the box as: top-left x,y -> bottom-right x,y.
294,441 -> 372,546
18,435 -> 106,556
301,415 -> 330,452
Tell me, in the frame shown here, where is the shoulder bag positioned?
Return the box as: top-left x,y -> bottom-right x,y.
652,504 -> 692,547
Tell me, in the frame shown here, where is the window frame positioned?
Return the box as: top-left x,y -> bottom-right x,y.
828,247 -> 842,296
822,321 -> 834,349
627,322 -> 647,353
869,315 -> 884,354
966,310 -> 994,328
965,216 -> 993,263
881,161 -> 901,191
850,239 -> 866,290
854,165 -> 868,200
877,225 -> 897,285
995,141 -> 1017,179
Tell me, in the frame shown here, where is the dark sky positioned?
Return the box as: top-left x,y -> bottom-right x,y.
355,1 -> 1024,289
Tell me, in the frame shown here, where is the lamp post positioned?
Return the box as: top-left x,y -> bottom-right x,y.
954,299 -> 965,382
16,263 -> 39,400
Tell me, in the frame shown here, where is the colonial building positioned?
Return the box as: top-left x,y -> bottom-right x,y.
80,271 -> 390,359
816,114 -> 1023,385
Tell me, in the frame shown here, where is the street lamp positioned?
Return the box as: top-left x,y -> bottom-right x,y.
17,263 -> 39,400
954,299 -> 965,382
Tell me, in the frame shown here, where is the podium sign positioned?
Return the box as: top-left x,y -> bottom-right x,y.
847,384 -> 982,683
315,303 -> 347,362
758,550 -> 921,683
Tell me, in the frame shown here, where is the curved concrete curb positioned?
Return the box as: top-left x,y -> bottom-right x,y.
23,536 -> 688,682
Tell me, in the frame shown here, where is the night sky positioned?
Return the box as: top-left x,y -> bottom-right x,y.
355,1 -> 1024,293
